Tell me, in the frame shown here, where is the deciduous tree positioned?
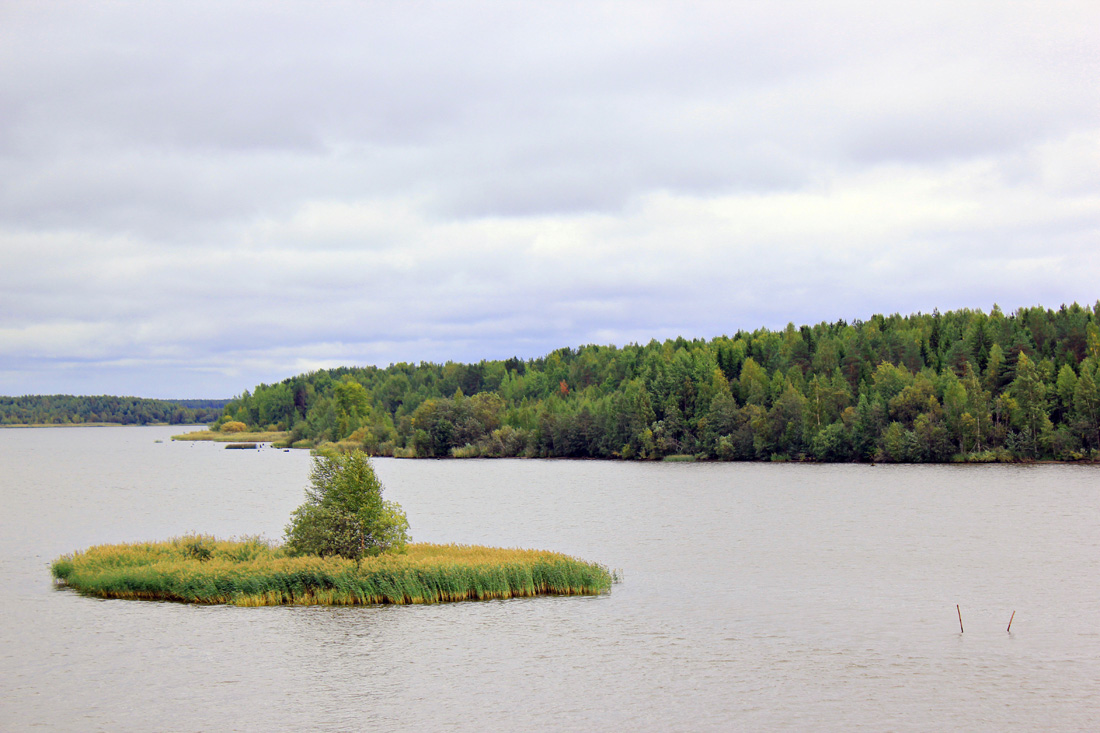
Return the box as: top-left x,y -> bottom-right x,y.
284,450 -> 409,564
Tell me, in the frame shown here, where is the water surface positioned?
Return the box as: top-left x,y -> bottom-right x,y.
2,427 -> 1098,730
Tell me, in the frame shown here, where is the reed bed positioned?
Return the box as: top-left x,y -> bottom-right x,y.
170,430 -> 289,443
51,537 -> 613,606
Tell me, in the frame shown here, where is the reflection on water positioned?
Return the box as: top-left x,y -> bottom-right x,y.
2,427 -> 1098,730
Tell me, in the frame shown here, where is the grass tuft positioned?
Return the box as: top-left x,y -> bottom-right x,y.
51,539 -> 613,606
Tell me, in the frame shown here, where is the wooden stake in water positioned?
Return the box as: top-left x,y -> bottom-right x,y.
1007,610 -> 1016,633
957,604 -> 964,633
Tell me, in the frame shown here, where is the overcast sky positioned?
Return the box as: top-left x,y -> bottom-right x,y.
2,1 -> 1098,399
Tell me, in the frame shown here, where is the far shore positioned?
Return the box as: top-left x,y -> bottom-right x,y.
2,423 -> 209,429
12,425 -> 1099,465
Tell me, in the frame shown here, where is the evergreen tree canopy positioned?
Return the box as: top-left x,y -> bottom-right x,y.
215,302 -> 1100,463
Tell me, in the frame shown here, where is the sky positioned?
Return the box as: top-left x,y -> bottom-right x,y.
2,1 -> 1098,399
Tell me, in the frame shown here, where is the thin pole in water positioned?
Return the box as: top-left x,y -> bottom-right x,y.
1007,610 -> 1015,633
957,604 -> 964,633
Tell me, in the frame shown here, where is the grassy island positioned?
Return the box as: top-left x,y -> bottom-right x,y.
51,537 -> 613,606
52,450 -> 613,606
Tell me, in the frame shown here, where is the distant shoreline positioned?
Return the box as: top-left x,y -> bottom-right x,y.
1,423 -> 208,429
171,430 -> 1100,465
10,425 -> 1099,464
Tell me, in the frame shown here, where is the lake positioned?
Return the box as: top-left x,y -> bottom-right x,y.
2,426 -> 1098,731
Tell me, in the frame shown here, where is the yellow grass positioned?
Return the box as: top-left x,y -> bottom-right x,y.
171,430 -> 290,443
51,538 -> 614,606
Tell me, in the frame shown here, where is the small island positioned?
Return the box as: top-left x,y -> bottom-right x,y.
50,539 -> 612,605
51,451 -> 613,605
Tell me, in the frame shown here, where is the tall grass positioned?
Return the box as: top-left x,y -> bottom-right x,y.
51,537 -> 613,606
171,430 -> 289,444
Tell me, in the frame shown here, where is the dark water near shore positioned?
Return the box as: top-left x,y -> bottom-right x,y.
2,426 -> 1098,731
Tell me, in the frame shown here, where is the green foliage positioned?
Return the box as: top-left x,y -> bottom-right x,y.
183,535 -> 214,561
811,421 -> 850,461
284,450 -> 409,563
211,302 -> 1100,463
1008,353 -> 1053,457
0,395 -> 226,426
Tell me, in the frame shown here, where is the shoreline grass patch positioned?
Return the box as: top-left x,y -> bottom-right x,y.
171,430 -> 289,444
51,538 -> 613,606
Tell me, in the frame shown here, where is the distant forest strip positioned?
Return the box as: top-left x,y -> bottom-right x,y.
213,303 -> 1100,463
0,396 -> 228,426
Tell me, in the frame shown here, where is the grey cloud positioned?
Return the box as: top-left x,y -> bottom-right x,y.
6,2 -> 1092,232
2,1 -> 1098,397
10,3 -> 1086,219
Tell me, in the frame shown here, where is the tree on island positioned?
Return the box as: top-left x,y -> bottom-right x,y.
284,450 -> 409,565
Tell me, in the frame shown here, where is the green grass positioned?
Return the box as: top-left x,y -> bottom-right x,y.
51,537 -> 613,606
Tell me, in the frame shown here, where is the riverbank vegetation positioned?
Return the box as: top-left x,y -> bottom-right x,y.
1,396 -> 227,426
209,303 -> 1100,462
50,538 -> 613,605
171,428 -> 289,443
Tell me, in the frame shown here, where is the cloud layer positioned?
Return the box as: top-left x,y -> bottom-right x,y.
2,1 -> 1098,397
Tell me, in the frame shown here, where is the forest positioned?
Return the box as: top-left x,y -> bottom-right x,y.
0,396 -> 227,426
213,303 -> 1098,462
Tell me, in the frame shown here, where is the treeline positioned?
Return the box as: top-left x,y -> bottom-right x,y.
0,395 -> 228,426
215,303 -> 1100,462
